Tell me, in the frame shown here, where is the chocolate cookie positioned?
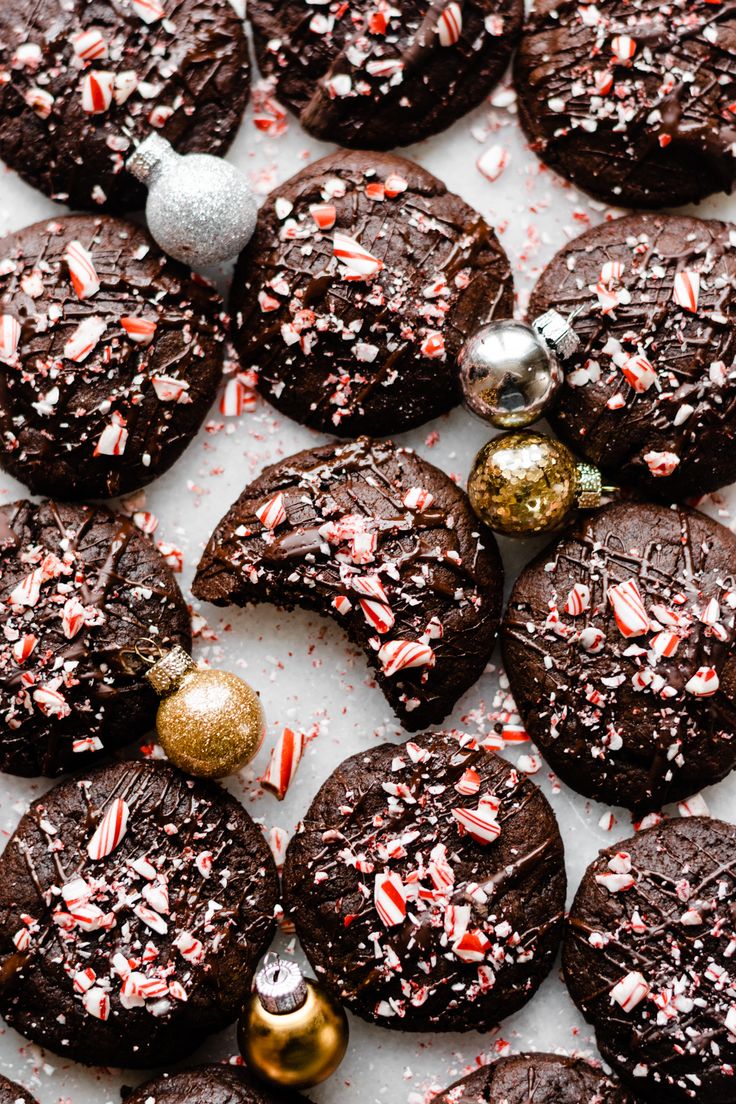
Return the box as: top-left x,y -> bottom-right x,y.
564,816 -> 736,1102
0,0 -> 249,213
193,438 -> 504,731
230,151 -> 514,437
433,1053 -> 635,1103
502,501 -> 736,811
0,498 -> 191,778
125,1065 -> 305,1104
0,760 -> 279,1068
248,1 -> 522,150
529,214 -> 736,500
0,215 -> 225,500
514,0 -> 736,208
282,731 -> 566,1032
0,1076 -> 37,1104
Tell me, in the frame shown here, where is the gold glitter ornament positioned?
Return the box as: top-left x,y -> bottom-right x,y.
467,431 -> 604,536
239,954 -> 348,1090
135,641 -> 264,777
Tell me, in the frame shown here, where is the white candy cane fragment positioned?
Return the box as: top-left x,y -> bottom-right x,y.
94,411 -> 128,456
352,575 -> 388,602
83,987 -> 110,1021
65,240 -> 100,299
621,354 -> 657,393
374,871 -> 406,927
72,29 -> 108,60
63,316 -> 106,362
563,582 -> 590,616
0,314 -> 21,365
672,270 -> 700,313
452,928 -> 490,962
452,802 -> 501,845
477,145 -> 508,182
726,1006 -> 736,1037
81,70 -> 114,113
25,87 -> 54,117
678,793 -> 709,817
333,232 -> 383,278
643,450 -> 680,478
611,34 -> 636,61
650,631 -> 680,659
12,634 -> 37,664
151,375 -> 190,403
437,1 -> 462,44
310,203 -> 337,230
420,332 -> 445,358
87,798 -> 130,860
132,0 -> 165,22
595,871 -> 635,893
455,767 -> 481,796
403,487 -> 434,511
256,492 -> 286,531
261,727 -> 305,800
378,639 -> 435,676
121,316 -> 157,344
33,684 -> 70,718
267,826 -> 290,868
610,971 -> 649,1012
359,598 -> 395,634
332,595 -> 352,615
684,666 -> 719,697
174,931 -> 205,965
607,578 -> 650,638
384,173 -> 408,197
61,596 -> 86,639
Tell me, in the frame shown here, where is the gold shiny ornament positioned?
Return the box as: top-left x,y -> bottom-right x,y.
467,431 -> 605,537
136,641 -> 264,777
239,954 -> 348,1090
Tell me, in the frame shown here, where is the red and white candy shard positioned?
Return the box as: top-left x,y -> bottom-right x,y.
256,492 -> 287,531
132,0 -> 165,23
437,1 -> 462,45
607,578 -> 650,638
621,354 -> 657,393
564,582 -> 590,616
65,240 -> 100,299
452,800 -> 501,845
374,871 -> 407,927
403,487 -> 434,511
0,314 -> 21,364
360,598 -> 395,633
333,231 -> 383,278
261,727 -> 305,800
452,928 -> 490,962
94,411 -> 128,456
121,316 -> 157,344
87,798 -> 130,861
672,270 -> 700,313
684,666 -> 719,697
310,203 -> 337,230
151,375 -> 190,403
63,316 -> 106,362
610,970 -> 649,1012
378,639 -> 435,676
81,70 -> 114,114
643,450 -> 680,478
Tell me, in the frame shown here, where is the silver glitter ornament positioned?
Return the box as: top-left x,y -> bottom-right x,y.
127,133 -> 257,268
458,309 -> 580,428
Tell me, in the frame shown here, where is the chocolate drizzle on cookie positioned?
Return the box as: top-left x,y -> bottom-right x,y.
530,214 -> 736,499
193,438 -> 504,730
0,499 -> 191,777
0,215 -> 226,500
230,150 -> 514,437
0,0 -> 249,213
502,501 -> 736,811
248,0 -> 523,150
564,816 -> 736,1102
0,761 -> 279,1068
515,0 -> 736,208
282,732 -> 566,1031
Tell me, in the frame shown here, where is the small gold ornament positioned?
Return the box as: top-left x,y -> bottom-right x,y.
239,954 -> 348,1090
132,640 -> 264,778
467,430 -> 607,537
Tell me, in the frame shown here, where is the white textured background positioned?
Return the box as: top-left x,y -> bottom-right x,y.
1,14 -> 736,1104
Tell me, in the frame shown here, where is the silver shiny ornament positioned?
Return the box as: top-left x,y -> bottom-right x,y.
458,309 -> 580,428
127,133 -> 257,268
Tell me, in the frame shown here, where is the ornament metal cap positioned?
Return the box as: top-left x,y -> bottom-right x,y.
533,308 -> 581,361
144,644 -> 196,697
127,132 -> 174,185
576,462 -> 604,510
255,954 -> 308,1014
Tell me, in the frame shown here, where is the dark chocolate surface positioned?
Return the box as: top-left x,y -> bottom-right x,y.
514,0 -> 736,208
0,761 -> 279,1068
433,1052 -> 636,1103
502,501 -> 736,811
192,438 -> 504,731
282,732 -> 566,1032
248,0 -> 522,150
564,816 -> 736,1102
0,0 -> 250,213
230,150 -> 514,437
0,1075 -> 38,1104
0,215 -> 225,500
124,1064 -> 306,1104
529,214 -> 736,500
